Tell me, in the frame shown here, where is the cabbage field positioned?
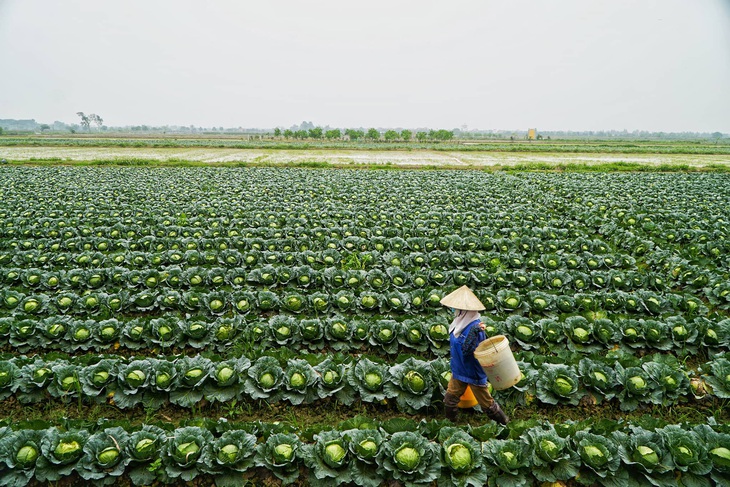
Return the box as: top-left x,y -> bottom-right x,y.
0,166 -> 729,486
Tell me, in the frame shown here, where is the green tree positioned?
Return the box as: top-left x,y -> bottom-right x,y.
295,130 -> 308,139
284,129 -> 293,138
40,124 -> 50,131
308,127 -> 323,139
428,129 -> 453,141
400,129 -> 412,141
325,129 -> 341,139
384,130 -> 399,142
274,128 -> 281,137
0,127 -> 3,135
416,131 -> 428,141
345,129 -> 364,140
366,128 -> 380,140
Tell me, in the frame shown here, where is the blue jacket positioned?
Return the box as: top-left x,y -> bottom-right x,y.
450,319 -> 488,386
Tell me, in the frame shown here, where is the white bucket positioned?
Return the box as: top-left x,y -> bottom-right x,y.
473,335 -> 521,390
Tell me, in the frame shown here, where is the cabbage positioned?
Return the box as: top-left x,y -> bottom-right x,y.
53,369 -> 74,389
516,325 -> 533,338
156,372 -> 172,388
361,295 -> 377,308
407,328 -> 422,343
16,444 -> 38,465
286,296 -> 302,311
97,446 -> 120,465
582,444 -> 608,467
289,372 -> 306,389
259,372 -> 275,389
628,375 -> 646,392
188,323 -> 206,338
157,325 -> 173,340
633,445 -> 659,467
364,372 -> 382,391
100,325 -> 117,340
47,323 -> 66,337
378,328 -> 393,342
185,368 -> 203,381
330,321 -> 347,339
446,443 -> 472,472
323,370 -> 339,385
553,376 -> 574,396
74,327 -> 91,341
500,450 -> 518,469
572,327 -> 590,342
33,367 -> 52,383
24,299 -> 40,313
217,366 -> 235,384
55,440 -> 82,460
428,324 -> 448,341
403,370 -> 426,393
176,441 -> 200,459
274,443 -> 294,462
324,442 -> 347,467
672,324 -> 688,338
218,444 -> 239,464
126,370 -> 146,387
394,445 -> 421,470
135,438 -> 156,457
358,439 -> 378,459
710,446 -> 730,468
538,439 -> 559,461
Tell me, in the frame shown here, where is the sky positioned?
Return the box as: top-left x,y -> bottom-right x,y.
1,0 -> 729,132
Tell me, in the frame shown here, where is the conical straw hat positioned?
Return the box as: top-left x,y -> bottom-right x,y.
440,285 -> 485,311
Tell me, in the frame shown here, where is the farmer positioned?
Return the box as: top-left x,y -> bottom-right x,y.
440,285 -> 509,425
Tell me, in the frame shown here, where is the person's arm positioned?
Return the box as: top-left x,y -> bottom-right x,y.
461,324 -> 483,356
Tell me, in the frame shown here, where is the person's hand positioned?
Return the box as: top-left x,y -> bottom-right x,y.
479,322 -> 486,330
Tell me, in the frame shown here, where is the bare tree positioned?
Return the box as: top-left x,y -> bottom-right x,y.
89,114 -> 104,130
76,112 -> 91,131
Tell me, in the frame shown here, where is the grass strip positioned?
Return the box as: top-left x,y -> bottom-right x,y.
3,159 -> 730,173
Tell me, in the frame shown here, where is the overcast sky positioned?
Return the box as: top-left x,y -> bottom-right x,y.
1,0 -> 729,132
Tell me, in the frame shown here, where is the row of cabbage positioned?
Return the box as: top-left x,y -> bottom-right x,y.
1,240 -> 724,302
0,207 -> 724,252
1,218 -> 725,264
0,285 -> 714,320
1,352 -> 728,412
2,312 -> 729,357
0,261 -> 681,292
0,416 -> 728,487
1,232 -> 643,256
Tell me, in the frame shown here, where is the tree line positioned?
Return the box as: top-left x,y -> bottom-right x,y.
272,127 -> 454,141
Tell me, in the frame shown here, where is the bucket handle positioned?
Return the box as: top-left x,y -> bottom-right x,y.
481,333 -> 501,354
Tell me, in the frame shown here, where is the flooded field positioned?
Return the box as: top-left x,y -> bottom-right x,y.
2,146 -> 729,167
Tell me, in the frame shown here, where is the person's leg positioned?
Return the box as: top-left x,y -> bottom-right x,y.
469,384 -> 495,408
443,378 -> 468,421
471,384 -> 509,425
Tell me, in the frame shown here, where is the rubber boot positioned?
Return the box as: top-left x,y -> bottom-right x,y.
443,392 -> 460,422
486,402 -> 509,425
445,406 -> 459,422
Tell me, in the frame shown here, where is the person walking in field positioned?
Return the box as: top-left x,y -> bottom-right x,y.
441,285 -> 509,425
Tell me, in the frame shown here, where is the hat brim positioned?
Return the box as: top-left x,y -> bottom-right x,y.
440,285 -> 485,311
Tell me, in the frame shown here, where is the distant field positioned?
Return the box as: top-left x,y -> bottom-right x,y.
1,135 -> 730,154
2,146 -> 730,170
